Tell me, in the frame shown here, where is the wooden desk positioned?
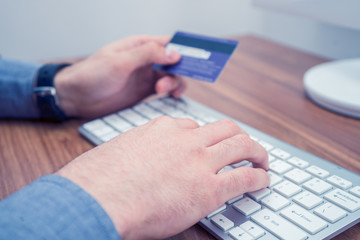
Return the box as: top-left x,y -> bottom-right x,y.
1,35 -> 359,239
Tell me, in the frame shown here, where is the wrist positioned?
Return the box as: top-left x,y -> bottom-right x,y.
53,66 -> 79,117
57,163 -> 134,239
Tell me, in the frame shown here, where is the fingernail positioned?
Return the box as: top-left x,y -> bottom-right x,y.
166,49 -> 180,60
164,79 -> 173,92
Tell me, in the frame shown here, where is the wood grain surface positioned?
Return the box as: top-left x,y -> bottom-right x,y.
0,35 -> 359,239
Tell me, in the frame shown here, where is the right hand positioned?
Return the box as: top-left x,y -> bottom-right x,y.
54,35 -> 184,119
58,117 -> 269,239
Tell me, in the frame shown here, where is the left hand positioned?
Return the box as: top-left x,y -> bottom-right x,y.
54,35 -> 183,118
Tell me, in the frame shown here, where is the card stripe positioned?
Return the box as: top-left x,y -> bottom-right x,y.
171,32 -> 237,55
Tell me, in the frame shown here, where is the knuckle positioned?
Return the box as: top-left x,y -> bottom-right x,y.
193,146 -> 208,159
235,134 -> 254,155
183,118 -> 199,127
220,134 -> 253,155
218,137 -> 238,153
221,119 -> 241,133
240,167 -> 257,188
146,41 -> 160,52
221,167 -> 257,194
151,115 -> 173,125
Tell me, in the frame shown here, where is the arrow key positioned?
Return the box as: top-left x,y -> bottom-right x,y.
210,213 -> 234,231
240,221 -> 265,239
229,227 -> 254,240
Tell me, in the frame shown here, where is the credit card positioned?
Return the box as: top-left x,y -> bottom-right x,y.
153,31 -> 238,83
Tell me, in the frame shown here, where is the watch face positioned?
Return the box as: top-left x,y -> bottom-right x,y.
33,86 -> 56,97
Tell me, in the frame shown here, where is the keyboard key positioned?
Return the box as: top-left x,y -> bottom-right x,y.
118,109 -> 149,126
163,107 -> 186,118
210,213 -> 234,231
251,208 -> 308,240
287,156 -> 309,169
152,101 -> 181,116
293,191 -> 323,209
350,186 -> 360,198
133,103 -> 162,119
91,125 -> 115,138
99,131 -> 119,142
280,204 -> 328,234
239,221 -> 265,239
249,135 -> 258,141
217,165 -> 233,174
202,116 -> 218,123
179,114 -> 197,121
303,178 -> 333,195
273,180 -> 302,198
207,204 -> 227,219
326,175 -> 352,190
284,168 -> 311,185
83,119 -> 107,131
162,97 -> 182,105
258,140 -> 274,151
270,148 -> 291,160
314,202 -> 347,223
103,114 -> 133,132
233,197 -> 261,216
268,154 -> 276,162
260,192 -> 290,211
306,165 -> 330,179
147,99 -> 168,110
228,227 -> 253,240
186,112 -> 212,122
247,188 -> 271,202
267,171 -> 282,187
227,195 -> 243,205
269,160 -> 293,174
162,97 -> 188,109
194,118 -> 206,126
231,161 -> 251,168
324,189 -> 360,212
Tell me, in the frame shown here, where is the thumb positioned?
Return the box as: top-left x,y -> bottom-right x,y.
127,41 -> 181,67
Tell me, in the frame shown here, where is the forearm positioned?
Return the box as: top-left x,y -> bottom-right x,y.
0,174 -> 121,240
0,57 -> 41,118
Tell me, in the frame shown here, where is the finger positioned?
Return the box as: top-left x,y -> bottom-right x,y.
155,76 -> 183,94
171,80 -> 187,99
104,35 -> 171,52
126,41 -> 181,67
175,118 -> 200,129
193,119 -> 245,147
148,116 -> 198,131
216,167 -> 270,204
208,134 -> 269,171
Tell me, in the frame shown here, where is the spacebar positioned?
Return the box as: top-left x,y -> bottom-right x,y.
251,209 -> 308,240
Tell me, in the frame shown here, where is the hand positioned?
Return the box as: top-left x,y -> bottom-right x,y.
57,117 -> 269,239
54,35 -> 184,118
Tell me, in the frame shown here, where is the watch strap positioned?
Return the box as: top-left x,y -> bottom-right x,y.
35,63 -> 71,121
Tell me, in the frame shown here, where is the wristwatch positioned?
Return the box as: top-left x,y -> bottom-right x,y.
33,63 -> 71,121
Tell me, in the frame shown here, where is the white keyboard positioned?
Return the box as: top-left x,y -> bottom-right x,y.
79,96 -> 360,240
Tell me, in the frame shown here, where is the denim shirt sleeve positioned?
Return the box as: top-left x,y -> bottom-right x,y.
0,174 -> 121,240
0,57 -> 42,118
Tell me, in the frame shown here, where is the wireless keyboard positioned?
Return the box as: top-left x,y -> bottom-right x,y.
78,96 -> 360,240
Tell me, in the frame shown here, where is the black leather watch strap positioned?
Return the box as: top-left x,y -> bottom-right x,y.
34,63 -> 71,121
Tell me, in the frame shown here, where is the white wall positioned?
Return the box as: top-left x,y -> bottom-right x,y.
0,0 -> 359,61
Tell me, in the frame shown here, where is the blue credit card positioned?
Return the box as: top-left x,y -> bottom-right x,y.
153,31 -> 238,83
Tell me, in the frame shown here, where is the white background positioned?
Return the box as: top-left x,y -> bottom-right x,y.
1,0 -> 359,61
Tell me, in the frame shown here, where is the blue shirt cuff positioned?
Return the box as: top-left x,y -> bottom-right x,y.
0,57 -> 41,118
0,174 -> 121,240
